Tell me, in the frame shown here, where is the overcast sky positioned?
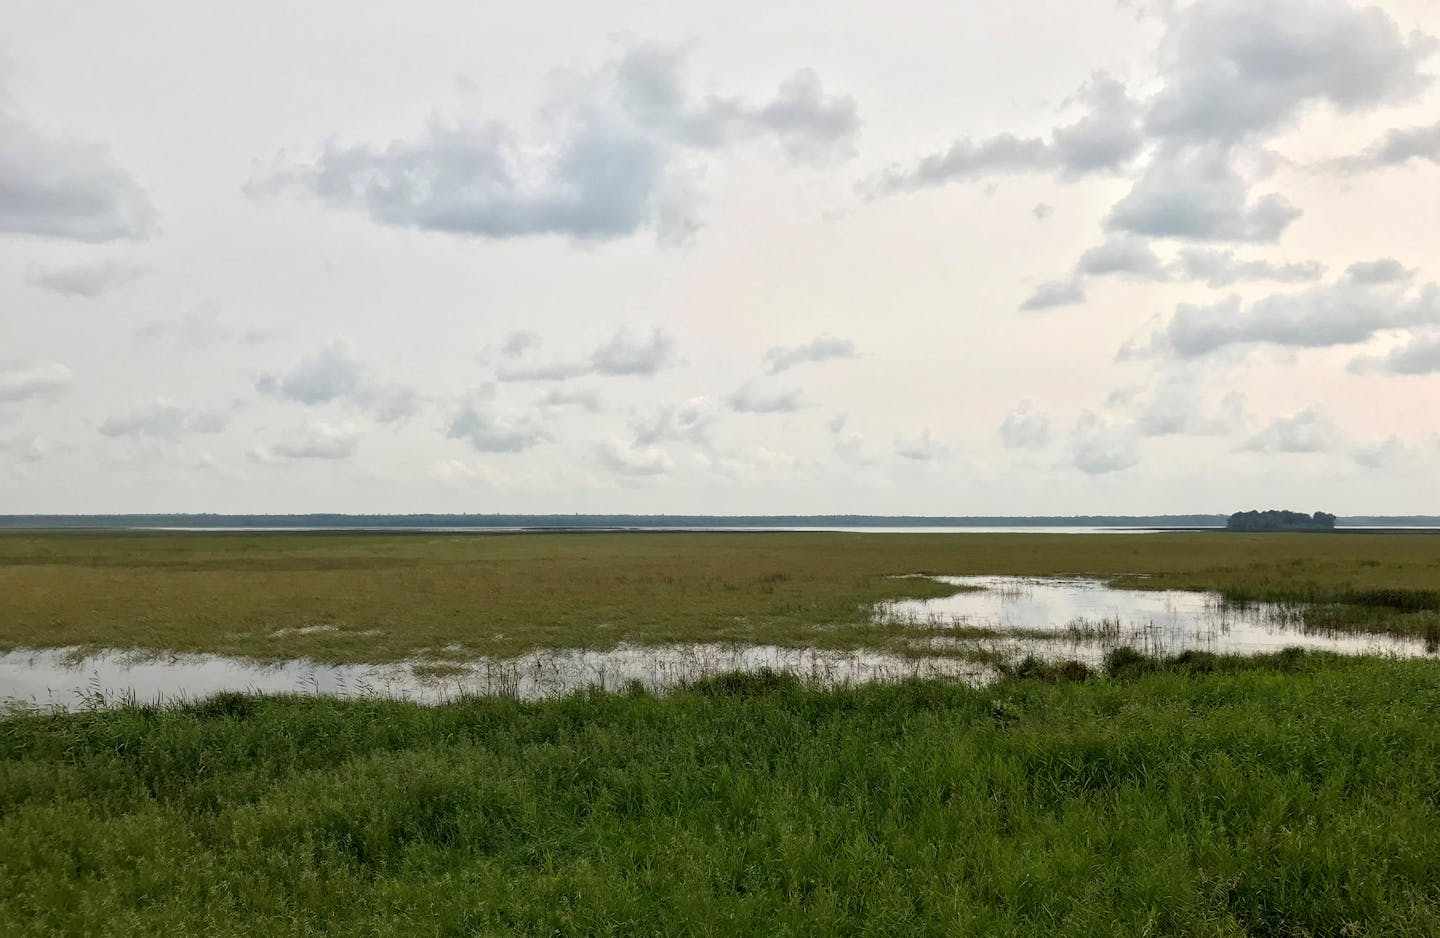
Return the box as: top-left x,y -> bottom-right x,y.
3,0 -> 1439,514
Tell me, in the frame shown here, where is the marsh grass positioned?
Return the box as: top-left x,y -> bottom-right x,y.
2,652 -> 1438,935
4,530 -> 1440,663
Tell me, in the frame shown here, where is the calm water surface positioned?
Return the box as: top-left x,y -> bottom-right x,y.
2,576 -> 1433,712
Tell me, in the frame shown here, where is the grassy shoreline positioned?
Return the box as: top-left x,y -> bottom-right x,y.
3,531 -> 1440,663
3,651 -> 1438,935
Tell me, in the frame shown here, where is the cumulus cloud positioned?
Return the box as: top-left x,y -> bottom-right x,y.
1020,278 -> 1086,312
630,397 -> 717,446
428,458 -> 509,486
0,361 -> 72,403
895,427 -> 948,461
1117,372 -> 1245,436
1350,330 -> 1440,376
251,45 -> 857,243
1148,264 -> 1439,358
0,95 -> 157,242
590,327 -> 676,376
763,336 -> 856,373
869,74 -> 1142,193
501,331 -> 541,357
1145,0 -> 1434,144
1335,121 -> 1440,172
728,383 -> 803,414
594,437 -> 673,476
539,388 -> 603,412
446,401 -> 546,452
257,344 -> 420,422
99,399 -> 229,439
1032,239 -> 1326,309
1076,235 -> 1168,279
495,360 -> 594,383
999,400 -> 1051,449
1105,144 -> 1300,242
27,261 -> 145,298
1241,406 -> 1342,454
1173,249 -> 1324,287
1344,257 -> 1412,285
497,327 -> 676,382
1070,411 -> 1138,474
251,422 -> 361,462
1351,435 -> 1411,469
135,313 -> 273,348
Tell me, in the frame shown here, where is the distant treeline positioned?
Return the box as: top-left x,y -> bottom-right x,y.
0,513 -> 1235,530
1,512 -> 1435,531
1226,510 -> 1337,532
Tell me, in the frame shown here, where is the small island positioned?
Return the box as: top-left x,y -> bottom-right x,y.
1226,509 -> 1337,532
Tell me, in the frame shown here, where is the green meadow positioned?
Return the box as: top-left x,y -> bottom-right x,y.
3,531 -> 1440,934
2,653 -> 1439,935
1,530 -> 1438,662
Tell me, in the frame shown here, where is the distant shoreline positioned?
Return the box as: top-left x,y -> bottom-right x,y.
1,513 -> 1437,533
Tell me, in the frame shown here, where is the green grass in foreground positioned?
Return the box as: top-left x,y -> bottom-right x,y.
3,531 -> 1440,662
1,651 -> 1438,935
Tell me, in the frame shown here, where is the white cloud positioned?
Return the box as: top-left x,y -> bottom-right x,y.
1105,144 -> 1300,242
763,336 -> 856,373
99,399 -> 230,439
1335,120 -> 1440,171
501,331 -> 541,357
1173,249 -> 1324,288
630,397 -> 717,446
1241,406 -> 1342,454
594,437 -> 673,476
895,427 -> 947,461
728,383 -> 803,414
446,401 -> 546,452
251,45 -> 857,244
1070,411 -> 1138,474
0,97 -> 156,242
590,327 -> 676,376
869,73 -> 1142,193
0,361 -> 72,403
257,344 -> 420,422
1020,278 -> 1086,311
999,400 -> 1051,449
1149,265 -> 1439,358
27,261 -> 145,298
1146,0 -> 1434,143
539,388 -> 603,412
251,422 -> 361,462
1350,330 -> 1440,376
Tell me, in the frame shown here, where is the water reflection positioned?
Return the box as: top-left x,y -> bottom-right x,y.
879,575 -> 1436,660
0,644 -> 992,713
3,576 -> 1432,713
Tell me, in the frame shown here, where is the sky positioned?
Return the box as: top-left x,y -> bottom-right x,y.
2,0 -> 1439,515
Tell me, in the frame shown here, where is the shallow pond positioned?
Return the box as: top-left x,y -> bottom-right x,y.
879,575 -> 1437,660
2,576 -> 1433,712
0,643 -> 992,712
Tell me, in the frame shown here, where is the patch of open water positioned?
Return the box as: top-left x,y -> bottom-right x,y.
2,576 -> 1433,712
878,575 -> 1437,661
0,644 -> 992,713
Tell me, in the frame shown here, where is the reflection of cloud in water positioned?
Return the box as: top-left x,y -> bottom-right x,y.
879,575 -> 1437,661
1,644 -> 992,713
3,577 -> 1433,712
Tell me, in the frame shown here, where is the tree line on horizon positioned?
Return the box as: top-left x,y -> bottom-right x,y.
1226,510 -> 1337,532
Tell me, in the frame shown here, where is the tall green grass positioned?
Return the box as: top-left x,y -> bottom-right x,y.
3,652 -> 1438,935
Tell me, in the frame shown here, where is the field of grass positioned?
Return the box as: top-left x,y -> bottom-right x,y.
0,652 -> 1436,935
2,531 -> 1439,663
